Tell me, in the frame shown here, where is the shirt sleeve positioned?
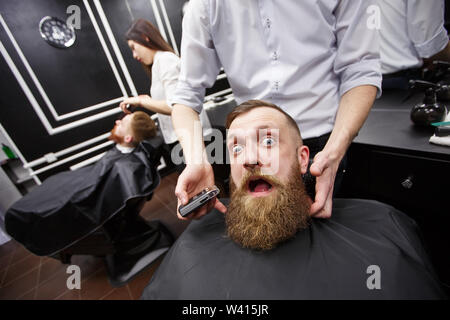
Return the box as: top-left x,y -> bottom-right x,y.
407,0 -> 449,58
333,0 -> 382,98
171,0 -> 222,113
159,53 -> 180,108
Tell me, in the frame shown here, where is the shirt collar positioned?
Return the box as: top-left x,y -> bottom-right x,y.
115,144 -> 135,154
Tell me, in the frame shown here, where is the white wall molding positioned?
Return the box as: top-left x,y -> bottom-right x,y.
0,1 -> 188,179
94,0 -> 138,97
0,12 -> 127,122
83,0 -> 128,98
30,140 -> 114,176
149,0 -> 168,42
24,132 -> 111,169
158,0 -> 179,55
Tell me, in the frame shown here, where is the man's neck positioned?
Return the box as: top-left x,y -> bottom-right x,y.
115,143 -> 135,153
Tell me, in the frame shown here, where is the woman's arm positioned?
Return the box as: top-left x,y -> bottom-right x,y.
119,95 -> 172,115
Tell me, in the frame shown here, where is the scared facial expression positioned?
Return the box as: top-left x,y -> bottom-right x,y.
226,106 -> 312,250
227,107 -> 309,198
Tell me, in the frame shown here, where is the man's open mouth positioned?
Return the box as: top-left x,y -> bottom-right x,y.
247,176 -> 274,196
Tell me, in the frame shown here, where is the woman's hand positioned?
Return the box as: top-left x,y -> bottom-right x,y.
119,96 -> 146,113
119,95 -> 173,115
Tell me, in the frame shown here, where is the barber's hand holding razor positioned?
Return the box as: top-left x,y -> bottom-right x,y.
172,104 -> 227,220
175,163 -> 227,220
119,95 -> 149,113
120,95 -> 172,115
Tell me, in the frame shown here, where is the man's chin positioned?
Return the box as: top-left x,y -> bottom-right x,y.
109,126 -> 124,144
227,166 -> 311,251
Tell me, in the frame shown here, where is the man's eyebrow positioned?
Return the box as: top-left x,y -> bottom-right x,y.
227,124 -> 279,141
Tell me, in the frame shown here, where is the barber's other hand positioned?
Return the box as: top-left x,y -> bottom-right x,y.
309,150 -> 340,218
175,163 -> 227,220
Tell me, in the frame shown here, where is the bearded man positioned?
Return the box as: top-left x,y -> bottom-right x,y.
141,101 -> 446,299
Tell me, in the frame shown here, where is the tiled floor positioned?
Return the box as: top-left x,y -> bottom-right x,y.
0,172 -> 188,300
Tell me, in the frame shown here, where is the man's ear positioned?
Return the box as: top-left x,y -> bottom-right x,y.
297,145 -> 310,174
124,135 -> 133,144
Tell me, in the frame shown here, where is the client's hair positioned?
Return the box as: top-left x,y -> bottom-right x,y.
225,100 -> 303,142
130,111 -> 157,145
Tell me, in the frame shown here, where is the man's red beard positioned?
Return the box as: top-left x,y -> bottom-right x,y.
226,162 -> 311,251
109,125 -> 124,144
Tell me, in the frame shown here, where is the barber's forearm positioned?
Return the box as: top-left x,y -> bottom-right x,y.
324,85 -> 377,160
428,40 -> 450,63
172,104 -> 208,165
139,95 -> 172,115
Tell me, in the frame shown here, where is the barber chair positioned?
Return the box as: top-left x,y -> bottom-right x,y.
6,136 -> 174,287
54,193 -> 173,287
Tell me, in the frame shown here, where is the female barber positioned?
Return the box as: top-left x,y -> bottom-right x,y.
120,18 -> 210,145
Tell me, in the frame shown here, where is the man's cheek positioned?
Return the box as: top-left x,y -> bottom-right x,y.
259,150 -> 280,176
230,170 -> 242,189
229,153 -> 243,166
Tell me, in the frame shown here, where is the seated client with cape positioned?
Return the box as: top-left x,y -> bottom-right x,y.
141,100 -> 446,299
5,111 -> 173,285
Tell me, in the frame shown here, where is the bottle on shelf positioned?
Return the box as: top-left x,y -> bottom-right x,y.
2,143 -> 17,160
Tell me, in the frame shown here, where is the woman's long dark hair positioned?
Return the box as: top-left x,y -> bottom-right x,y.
125,18 -> 175,76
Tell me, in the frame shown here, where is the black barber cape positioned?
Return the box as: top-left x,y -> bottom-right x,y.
5,140 -> 161,256
141,199 -> 446,299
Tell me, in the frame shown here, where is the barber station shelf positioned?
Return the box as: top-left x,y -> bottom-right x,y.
1,158 -> 36,195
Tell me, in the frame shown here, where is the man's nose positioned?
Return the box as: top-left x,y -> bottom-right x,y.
243,144 -> 261,169
244,161 -> 262,169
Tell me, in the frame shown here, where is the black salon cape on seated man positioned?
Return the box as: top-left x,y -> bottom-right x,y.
5,111 -> 172,260
141,101 -> 446,300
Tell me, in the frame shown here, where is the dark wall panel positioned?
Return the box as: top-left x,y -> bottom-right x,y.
0,0 -> 123,114
0,0 -> 127,164
100,0 -> 158,95
158,0 -> 185,51
0,0 -> 230,183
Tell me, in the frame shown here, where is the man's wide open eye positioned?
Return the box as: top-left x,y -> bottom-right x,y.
261,136 -> 276,147
232,144 -> 243,155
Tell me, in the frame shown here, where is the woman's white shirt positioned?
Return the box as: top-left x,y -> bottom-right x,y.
151,50 -> 212,144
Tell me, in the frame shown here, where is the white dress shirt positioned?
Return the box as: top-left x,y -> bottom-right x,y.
151,50 -> 212,144
379,0 -> 449,74
115,144 -> 134,153
173,0 -> 382,139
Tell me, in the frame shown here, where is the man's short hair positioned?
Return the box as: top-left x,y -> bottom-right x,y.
130,111 -> 157,144
225,100 -> 302,142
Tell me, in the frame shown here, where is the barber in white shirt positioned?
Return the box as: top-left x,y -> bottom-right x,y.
120,19 -> 211,145
171,0 -> 382,220
379,0 -> 450,89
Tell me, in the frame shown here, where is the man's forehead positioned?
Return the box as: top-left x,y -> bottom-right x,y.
227,107 -> 287,138
123,113 -> 133,122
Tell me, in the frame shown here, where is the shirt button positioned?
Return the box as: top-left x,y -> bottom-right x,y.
266,18 -> 271,28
